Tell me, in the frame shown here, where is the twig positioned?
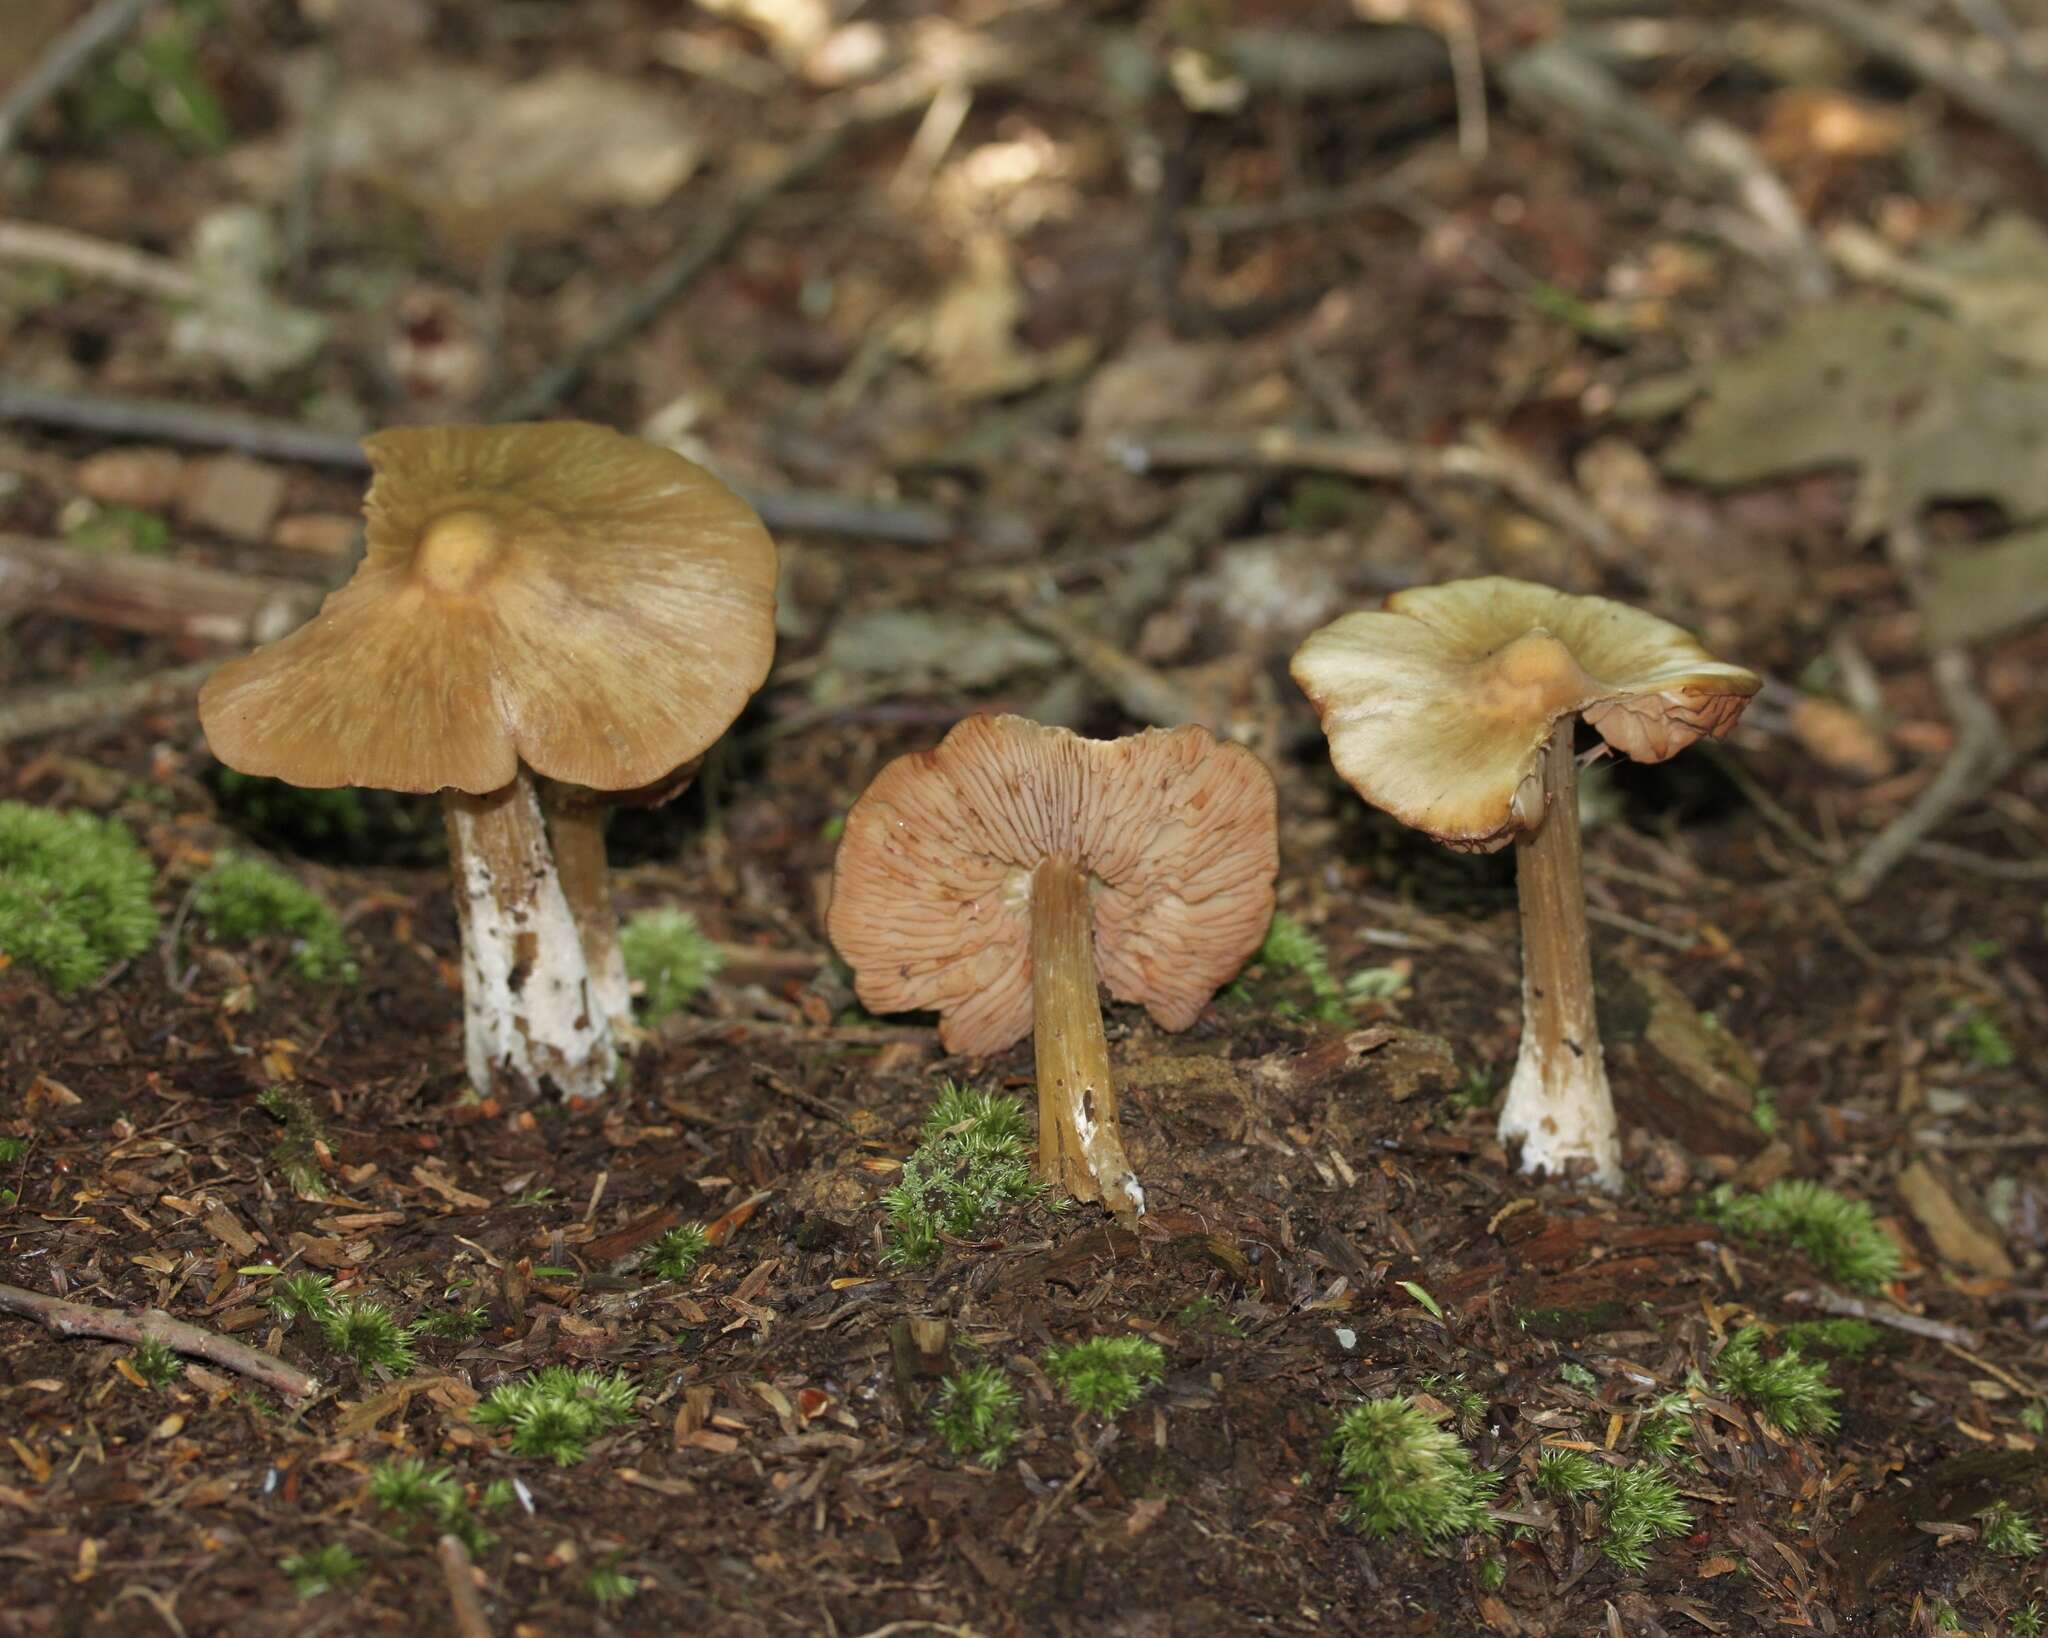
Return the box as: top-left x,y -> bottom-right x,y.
1782,1287 -> 1978,1350
490,45 -> 1042,420
0,0 -> 148,156
435,1535 -> 493,1638
1004,594 -> 1223,733
1112,426 -> 1624,563
1784,0 -> 2048,169
0,532 -> 321,645
0,1280 -> 319,1398
1910,840 -> 2048,881
0,221 -> 198,301
0,658 -> 221,747
0,378 -> 1036,550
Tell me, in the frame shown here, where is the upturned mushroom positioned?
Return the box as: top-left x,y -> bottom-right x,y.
1290,577 -> 1758,1187
199,421 -> 776,1100
826,714 -> 1278,1218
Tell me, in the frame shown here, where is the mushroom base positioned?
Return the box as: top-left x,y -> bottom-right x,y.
544,791 -> 632,1033
444,771 -> 616,1101
1030,856 -> 1145,1220
1495,728 -> 1623,1189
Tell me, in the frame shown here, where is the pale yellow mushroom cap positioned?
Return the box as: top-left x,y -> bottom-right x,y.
1290,577 -> 1759,852
826,715 -> 1280,1057
199,421 -> 777,795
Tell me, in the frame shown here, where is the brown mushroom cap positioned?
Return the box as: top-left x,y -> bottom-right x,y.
199,421 -> 776,795
1290,577 -> 1759,852
826,714 -> 1279,1056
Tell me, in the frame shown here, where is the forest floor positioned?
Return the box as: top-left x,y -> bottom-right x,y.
2,2 -> 2046,1635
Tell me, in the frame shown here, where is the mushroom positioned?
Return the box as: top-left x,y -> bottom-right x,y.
1290,577 -> 1758,1187
199,421 -> 776,1099
826,714 -> 1278,1218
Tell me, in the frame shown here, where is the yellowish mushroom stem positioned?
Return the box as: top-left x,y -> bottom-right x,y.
1029,856 -> 1145,1220
442,769 -> 616,1101
542,789 -> 633,1033
1496,726 -> 1623,1188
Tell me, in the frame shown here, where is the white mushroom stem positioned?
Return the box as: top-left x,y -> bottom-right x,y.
542,789 -> 633,1033
1030,856 -> 1146,1220
442,770 -> 616,1101
1496,727 -> 1623,1189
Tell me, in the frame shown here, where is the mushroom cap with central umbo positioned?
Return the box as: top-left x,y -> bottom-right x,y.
826,714 -> 1279,1056
198,421 -> 777,795
1290,577 -> 1760,852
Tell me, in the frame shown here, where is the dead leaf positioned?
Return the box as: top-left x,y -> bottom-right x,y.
1786,695 -> 1896,782
411,1164 -> 489,1210
1898,1159 -> 2016,1279
1923,524 -> 2048,649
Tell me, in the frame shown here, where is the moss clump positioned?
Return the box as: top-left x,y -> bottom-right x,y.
644,1223 -> 709,1281
1713,1327 -> 1841,1435
1043,1336 -> 1166,1417
0,802 -> 157,992
279,1543 -> 364,1599
1704,1179 -> 1903,1292
882,1083 -> 1041,1268
1254,911 -> 1347,1021
194,853 -> 356,982
473,1367 -> 640,1466
1979,1501 -> 2043,1559
1331,1395 -> 1500,1546
1599,1465 -> 1693,1571
256,1085 -> 328,1198
1535,1448 -> 1607,1499
620,909 -> 722,1021
932,1365 -> 1022,1466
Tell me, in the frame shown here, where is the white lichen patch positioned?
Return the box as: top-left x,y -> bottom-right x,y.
1496,1013 -> 1622,1189
450,792 -> 615,1101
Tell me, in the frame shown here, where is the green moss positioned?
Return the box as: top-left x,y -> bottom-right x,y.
194,854 -> 356,982
1776,1318 -> 1884,1359
620,909 -> 722,1021
645,1223 -> 710,1281
131,1338 -> 183,1387
1330,1395 -> 1500,1547
883,1083 -> 1041,1268
0,802 -> 157,992
256,1086 -> 328,1198
320,1296 -> 417,1375
473,1367 -> 640,1466
1980,1501 -> 2044,1559
1704,1180 -> 1903,1292
1254,911 -> 1347,1021
65,505 -> 172,554
279,1543 -> 364,1599
1713,1327 -> 1840,1435
585,1561 -> 638,1608
1535,1449 -> 1608,1499
932,1365 -> 1022,1466
1043,1336 -> 1166,1417
1600,1465 -> 1693,1571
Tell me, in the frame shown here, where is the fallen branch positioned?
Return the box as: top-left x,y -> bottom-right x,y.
1112,425 -> 1624,563
0,1280 -> 319,1399
436,1535 -> 494,1638
0,532 -> 322,645
0,378 -> 1035,550
0,657 -> 221,747
0,220 -> 198,301
0,0 -> 148,156
1784,1287 -> 1979,1349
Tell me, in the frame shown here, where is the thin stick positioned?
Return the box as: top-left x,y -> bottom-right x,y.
0,0 -> 148,156
0,221 -> 197,300
435,1535 -> 493,1638
1782,1286 -> 1978,1349
0,1280 -> 319,1398
0,657 -> 221,747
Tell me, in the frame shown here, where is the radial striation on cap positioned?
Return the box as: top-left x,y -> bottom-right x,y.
199,421 -> 778,795
827,715 -> 1279,1056
1290,577 -> 1759,852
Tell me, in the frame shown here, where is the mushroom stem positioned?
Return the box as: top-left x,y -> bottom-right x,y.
1496,727 -> 1623,1188
1029,856 -> 1145,1220
542,788 -> 633,1032
442,770 -> 616,1101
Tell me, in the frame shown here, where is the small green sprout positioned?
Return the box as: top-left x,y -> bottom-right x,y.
1256,911 -> 1346,1021
883,1083 -> 1041,1268
2011,1600 -> 2044,1637
279,1543 -> 364,1598
368,1458 -> 464,1521
131,1338 -> 183,1388
1751,1087 -> 1780,1137
1330,1395 -> 1501,1546
479,1479 -> 515,1513
474,1367 -> 640,1466
1950,1009 -> 2015,1069
66,504 -> 172,554
586,1561 -> 638,1607
0,1137 -> 25,1163
1447,1068 -> 1497,1114
1704,1179 -> 1903,1292
1713,1327 -> 1840,1435
1636,1393 -> 1695,1461
267,1270 -> 338,1326
620,909 -> 723,1022
1600,1464 -> 1692,1571
0,802 -> 158,993
1557,1362 -> 1599,1392
1346,966 -> 1407,1002
320,1296 -> 418,1375
256,1085 -> 329,1199
645,1223 -> 710,1281
2022,1402 -> 2047,1436
1477,1554 -> 1507,1591
412,1304 -> 489,1341
1416,1373 -> 1488,1438
931,1365 -> 1021,1466
1173,1296 -> 1242,1338
193,854 -> 356,982
1535,1448 -> 1608,1499
1980,1501 -> 2044,1559
1043,1336 -> 1166,1417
